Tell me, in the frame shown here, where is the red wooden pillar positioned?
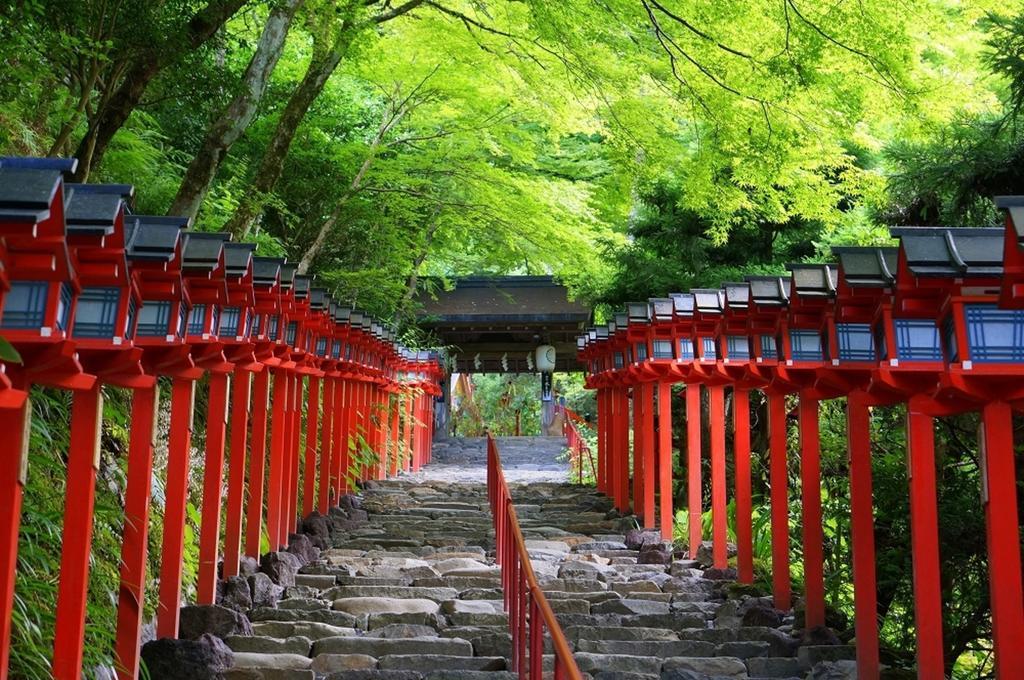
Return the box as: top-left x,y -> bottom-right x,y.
197,371 -> 230,604
114,384 -> 159,680
616,387 -> 630,513
266,369 -> 289,551
155,376 -> 195,639
0,391 -> 29,680
799,395 -> 825,629
318,376 -> 334,513
302,376 -> 320,517
733,388 -> 753,584
641,382 -> 656,527
657,381 -> 673,541
376,387 -> 387,479
980,400 -> 1024,677
52,383 -> 104,678
336,380 -> 351,493
709,384 -> 728,569
597,389 -> 607,494
767,390 -> 791,610
905,398 -> 945,677
285,373 -> 303,541
685,384 -> 702,556
847,391 -> 880,678
389,395 -> 401,477
245,369 -> 270,557
223,370 -> 252,579
403,392 -> 413,472
632,387 -> 644,518
605,389 -> 616,505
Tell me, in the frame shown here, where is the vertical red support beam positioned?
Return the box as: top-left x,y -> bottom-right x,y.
632,387 -> 643,518
799,395 -> 825,629
403,393 -> 413,472
156,378 -> 194,639
905,399 -> 944,677
596,389 -> 606,494
980,401 -> 1024,677
377,387 -> 387,479
52,384 -> 103,678
657,381 -> 673,541
733,388 -> 753,584
303,376 -> 320,518
710,384 -> 727,569
0,391 -> 29,680
847,391 -> 880,679
616,387 -> 630,512
114,384 -> 159,680
641,382 -> 656,528
266,369 -> 289,551
767,390 -> 791,610
285,374 -> 303,541
197,372 -> 230,604
245,370 -> 270,558
686,384 -> 702,557
389,396 -> 400,477
223,370 -> 252,579
318,376 -> 334,513
336,380 -> 350,494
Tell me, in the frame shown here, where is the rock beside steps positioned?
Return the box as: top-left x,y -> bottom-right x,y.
145,436 -> 855,680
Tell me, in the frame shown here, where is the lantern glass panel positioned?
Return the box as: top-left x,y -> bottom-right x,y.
242,310 -> 252,338
965,304 -> 1024,362
635,342 -> 648,361
345,344 -> 353,360
894,319 -> 943,361
57,282 -> 73,331
219,306 -> 241,336
316,337 -> 328,356
125,297 -> 137,339
2,281 -> 49,329
252,313 -> 263,337
837,323 -> 875,362
653,339 -> 673,359
874,323 -> 888,361
332,340 -> 342,359
678,338 -> 694,360
285,321 -> 298,346
137,300 -> 171,336
268,314 -> 280,341
789,329 -> 822,361
613,352 -> 624,369
701,337 -> 716,360
209,306 -> 220,337
760,335 -> 777,360
726,335 -> 749,360
73,286 -> 121,338
942,314 -> 958,363
187,304 -> 207,335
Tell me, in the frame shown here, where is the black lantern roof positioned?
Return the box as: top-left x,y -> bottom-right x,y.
293,275 -> 311,299
626,301 -> 650,323
280,263 -> 298,290
65,182 -> 134,201
747,276 -> 791,305
649,297 -> 674,321
252,256 -> 283,286
0,156 -> 78,174
614,312 -> 628,328
723,282 -> 750,309
606,319 -> 617,334
693,288 -> 724,313
182,232 -> 229,271
335,306 -> 352,324
0,167 -> 63,223
350,310 -> 364,326
996,196 -> 1024,245
64,187 -> 124,236
596,326 -> 609,339
831,246 -> 897,287
789,264 -> 838,297
310,287 -> 327,311
125,216 -> 189,261
223,243 -> 255,278
889,227 -> 1004,277
670,292 -> 695,316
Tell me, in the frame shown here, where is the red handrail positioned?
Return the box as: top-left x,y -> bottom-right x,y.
486,435 -> 583,680
561,407 -> 596,485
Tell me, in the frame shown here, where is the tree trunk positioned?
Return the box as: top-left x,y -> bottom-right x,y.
225,31 -> 354,239
169,0 -> 305,219
398,217 -> 441,319
71,0 -> 248,182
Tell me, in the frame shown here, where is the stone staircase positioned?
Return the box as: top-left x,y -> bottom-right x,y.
143,436 -> 855,680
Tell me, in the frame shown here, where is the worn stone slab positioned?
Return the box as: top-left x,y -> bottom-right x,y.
333,597 -> 439,616
312,635 -> 474,657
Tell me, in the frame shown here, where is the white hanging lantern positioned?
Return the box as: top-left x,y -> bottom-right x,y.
535,344 -> 556,372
